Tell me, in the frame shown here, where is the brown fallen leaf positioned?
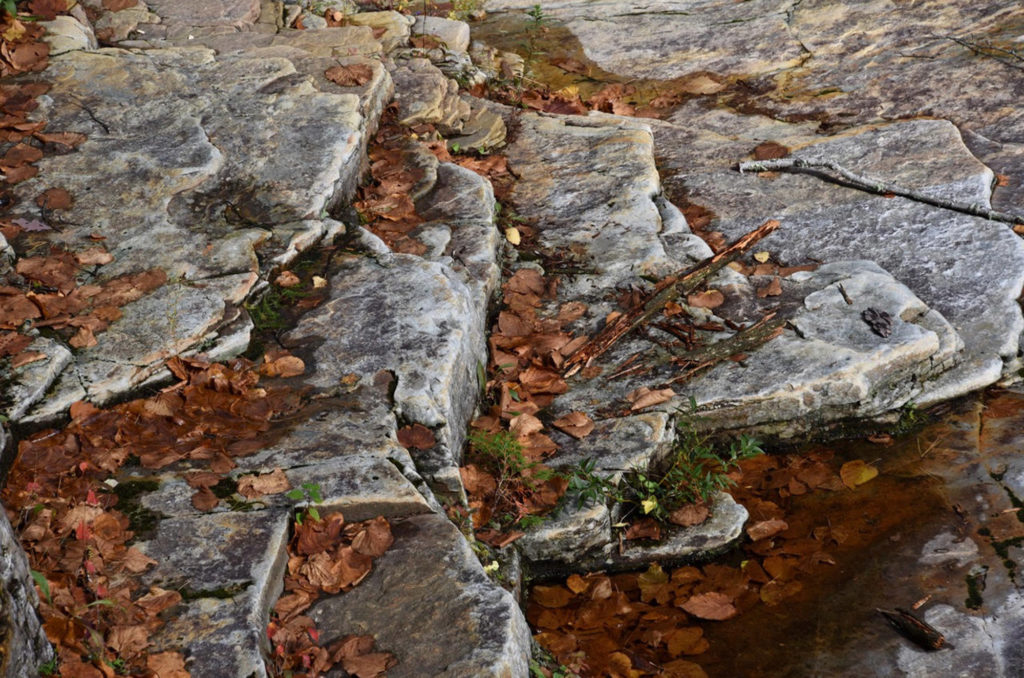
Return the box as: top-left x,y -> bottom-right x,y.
146,651 -> 190,678
35,186 -> 71,209
753,141 -> 790,160
552,411 -> 595,439
397,423 -> 436,450
274,270 -> 300,287
746,518 -> 789,541
756,277 -> 783,298
624,517 -> 662,541
687,289 -> 725,309
74,247 -> 113,266
627,386 -> 676,411
669,503 -> 710,527
237,468 -> 291,498
325,63 -> 374,87
190,487 -> 219,511
680,591 -> 737,620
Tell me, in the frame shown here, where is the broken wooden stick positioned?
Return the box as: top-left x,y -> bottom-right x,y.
563,219 -> 780,377
668,313 -> 785,364
736,157 -> 1024,226
877,607 -> 948,651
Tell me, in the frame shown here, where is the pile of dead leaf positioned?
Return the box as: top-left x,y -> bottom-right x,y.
0,243 -> 167,362
2,356 -> 303,676
529,448 -> 882,677
454,267 -> 606,545
352,107 -> 430,255
267,513 -> 396,678
0,0 -> 59,78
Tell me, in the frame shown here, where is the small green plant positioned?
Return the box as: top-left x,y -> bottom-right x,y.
286,482 -> 323,524
567,424 -> 763,524
892,401 -> 927,436
511,4 -> 548,109
37,658 -> 59,676
244,283 -> 310,333
468,429 -> 558,528
1,0 -> 15,18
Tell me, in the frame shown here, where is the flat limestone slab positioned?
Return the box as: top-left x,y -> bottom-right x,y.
8,39 -> 388,423
485,0 -> 806,80
659,118 -> 1024,405
309,513 -> 531,678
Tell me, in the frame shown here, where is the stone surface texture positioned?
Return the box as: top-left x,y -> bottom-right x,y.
0,508 -> 53,677
309,513 -> 531,678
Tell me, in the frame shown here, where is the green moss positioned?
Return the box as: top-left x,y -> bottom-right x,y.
178,581 -> 251,601
964,567 -> 987,610
110,478 -> 164,541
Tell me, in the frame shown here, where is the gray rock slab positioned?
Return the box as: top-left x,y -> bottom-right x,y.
137,509 -> 290,598
544,412 -> 675,482
2,337 -> 72,422
136,451 -> 432,523
687,261 -> 963,435
516,500 -> 610,564
11,40 -> 389,422
505,113 -> 676,282
658,118 -> 1024,404
391,57 -> 471,134
412,15 -> 471,52
486,0 -> 806,80
309,512 -> 531,678
150,591 -> 270,678
40,15 -> 98,55
344,10 -> 413,53
283,253 -> 486,492
144,0 -> 260,28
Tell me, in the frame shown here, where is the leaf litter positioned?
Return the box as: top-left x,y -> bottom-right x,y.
3,354 -> 396,675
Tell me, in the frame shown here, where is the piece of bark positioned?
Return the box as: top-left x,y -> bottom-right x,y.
877,607 -> 948,651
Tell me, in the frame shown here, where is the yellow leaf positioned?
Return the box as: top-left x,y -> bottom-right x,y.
642,497 -> 658,514
505,227 -> 521,245
753,251 -> 770,263
312,275 -> 327,288
840,459 -> 878,489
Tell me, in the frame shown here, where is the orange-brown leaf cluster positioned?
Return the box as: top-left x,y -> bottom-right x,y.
2,357 -> 305,674
352,109 -> 428,255
0,248 -> 166,356
267,514 -> 396,677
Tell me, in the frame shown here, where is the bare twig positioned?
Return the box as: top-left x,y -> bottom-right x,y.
944,35 -> 1024,72
736,157 -> 1024,225
563,219 -> 781,376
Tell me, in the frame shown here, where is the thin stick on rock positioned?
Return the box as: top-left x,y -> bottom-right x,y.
736,157 -> 1024,226
563,219 -> 781,376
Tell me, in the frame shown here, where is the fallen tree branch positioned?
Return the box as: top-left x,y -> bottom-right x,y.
736,157 -> 1024,226
563,219 -> 780,376
668,313 -> 785,364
